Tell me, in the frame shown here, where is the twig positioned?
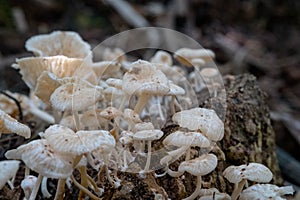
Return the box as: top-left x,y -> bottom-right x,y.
103,0 -> 149,27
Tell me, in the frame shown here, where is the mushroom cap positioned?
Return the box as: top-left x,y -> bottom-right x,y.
223,163 -> 273,183
200,68 -> 219,78
167,82 -> 185,96
0,109 -> 31,139
134,122 -> 155,131
6,139 -> 74,179
150,50 -> 173,66
133,129 -> 163,141
35,71 -> 62,103
0,160 -> 20,189
163,131 -> 210,148
123,109 -> 142,124
105,78 -> 123,89
91,61 -> 121,77
43,125 -> 115,155
50,80 -> 102,111
174,48 -> 215,67
59,115 -> 77,131
79,109 -> 107,130
99,107 -> 122,120
178,153 -> 218,176
239,184 -> 294,200
122,60 -> 170,96
172,108 -> 224,141
13,55 -> 97,89
25,31 -> 91,58
102,48 -> 126,62
21,175 -> 37,193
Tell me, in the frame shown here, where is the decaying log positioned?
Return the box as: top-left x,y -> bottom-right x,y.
101,73 -> 283,199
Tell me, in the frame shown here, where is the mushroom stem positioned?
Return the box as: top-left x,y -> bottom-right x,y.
71,175 -> 102,200
185,147 -> 191,161
86,173 -> 102,194
29,106 -> 55,124
73,111 -> 81,131
25,166 -> 30,176
78,166 -> 89,199
7,180 -> 14,190
144,140 -> 152,172
118,94 -> 129,111
41,177 -> 52,198
54,178 -> 66,200
167,168 -> 184,177
104,165 -> 118,188
134,94 -> 151,114
170,96 -> 175,115
231,179 -> 247,200
29,174 -> 43,200
182,175 -> 202,200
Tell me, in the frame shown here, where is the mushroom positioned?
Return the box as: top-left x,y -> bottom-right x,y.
50,79 -> 103,130
119,131 -> 135,171
122,60 -> 170,114
150,50 -> 173,66
102,47 -> 126,63
0,160 -> 20,190
43,124 -> 116,196
21,175 -> 38,200
223,162 -> 273,200
239,184 -> 294,200
91,61 -> 121,78
25,31 -> 91,58
156,146 -> 187,178
174,48 -> 215,67
12,55 -> 97,89
172,108 -> 224,142
5,139 -> 74,200
132,129 -> 164,172
178,153 -> 218,200
163,130 -> 211,161
122,108 -> 142,131
0,109 -> 31,139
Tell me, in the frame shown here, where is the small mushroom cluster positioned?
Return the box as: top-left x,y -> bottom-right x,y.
0,31 -> 295,200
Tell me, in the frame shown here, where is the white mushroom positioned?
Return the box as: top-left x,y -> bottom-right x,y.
132,129 -> 164,172
5,139 -> 74,200
150,50 -> 173,66
223,162 -> 273,200
0,160 -> 20,190
25,31 -> 91,58
102,47 -> 126,63
172,108 -> 224,142
178,153 -> 218,200
122,60 -> 170,114
174,48 -> 215,67
13,55 -> 97,89
163,130 -> 210,161
0,109 -> 31,139
239,184 -> 294,200
21,175 -> 38,200
50,79 -> 102,130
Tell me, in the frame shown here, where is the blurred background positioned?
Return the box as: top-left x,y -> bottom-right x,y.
0,0 -> 299,191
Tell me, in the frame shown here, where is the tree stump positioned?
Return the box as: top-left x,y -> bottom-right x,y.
101,73 -> 284,199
